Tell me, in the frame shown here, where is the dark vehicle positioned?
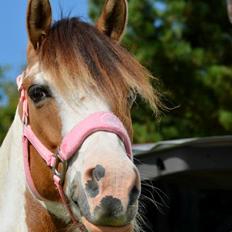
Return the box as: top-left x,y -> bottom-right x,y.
134,136 -> 232,232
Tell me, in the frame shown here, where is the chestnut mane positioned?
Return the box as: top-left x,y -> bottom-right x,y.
38,17 -> 160,137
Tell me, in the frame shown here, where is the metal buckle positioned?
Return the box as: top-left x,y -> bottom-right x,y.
52,150 -> 68,185
22,114 -> 28,126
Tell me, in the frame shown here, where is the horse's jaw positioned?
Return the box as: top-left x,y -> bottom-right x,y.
81,217 -> 133,232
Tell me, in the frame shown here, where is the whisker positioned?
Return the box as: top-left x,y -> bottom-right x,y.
142,181 -> 169,209
141,194 -> 165,214
135,202 -> 154,232
142,181 -> 169,199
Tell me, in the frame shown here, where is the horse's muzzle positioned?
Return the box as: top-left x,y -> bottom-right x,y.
70,151 -> 141,227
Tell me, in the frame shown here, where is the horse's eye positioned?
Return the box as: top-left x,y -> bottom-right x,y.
28,85 -> 51,104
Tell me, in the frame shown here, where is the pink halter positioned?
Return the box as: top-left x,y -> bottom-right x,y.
17,73 -> 132,225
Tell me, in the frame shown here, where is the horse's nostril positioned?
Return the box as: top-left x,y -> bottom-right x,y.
93,196 -> 125,226
72,198 -> 78,206
92,165 -> 105,181
71,192 -> 79,207
129,185 -> 140,206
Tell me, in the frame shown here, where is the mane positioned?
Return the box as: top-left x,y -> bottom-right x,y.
39,17 -> 161,138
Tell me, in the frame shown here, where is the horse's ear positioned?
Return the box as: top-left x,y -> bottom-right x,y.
27,0 -> 52,50
96,0 -> 128,42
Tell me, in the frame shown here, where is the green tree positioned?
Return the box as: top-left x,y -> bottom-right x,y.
89,0 -> 232,143
0,67 -> 18,143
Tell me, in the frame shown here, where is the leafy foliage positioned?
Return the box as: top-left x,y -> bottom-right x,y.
0,68 -> 18,143
90,0 -> 232,143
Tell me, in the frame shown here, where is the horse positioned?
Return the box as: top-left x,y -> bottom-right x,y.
0,0 -> 160,231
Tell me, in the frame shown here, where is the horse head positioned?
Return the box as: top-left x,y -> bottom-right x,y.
18,0 -> 160,231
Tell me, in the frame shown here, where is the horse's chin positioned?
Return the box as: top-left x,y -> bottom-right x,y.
81,217 -> 133,232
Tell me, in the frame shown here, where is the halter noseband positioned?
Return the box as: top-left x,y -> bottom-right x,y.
17,73 -> 133,227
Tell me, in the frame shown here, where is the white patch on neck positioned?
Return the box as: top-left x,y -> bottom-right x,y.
0,111 -> 28,232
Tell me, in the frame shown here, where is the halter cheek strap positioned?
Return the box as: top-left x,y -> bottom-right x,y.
17,74 -> 133,226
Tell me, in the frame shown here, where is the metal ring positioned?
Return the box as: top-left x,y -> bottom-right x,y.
52,150 -> 68,184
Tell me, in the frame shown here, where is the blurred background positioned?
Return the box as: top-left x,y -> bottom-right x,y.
0,0 -> 232,144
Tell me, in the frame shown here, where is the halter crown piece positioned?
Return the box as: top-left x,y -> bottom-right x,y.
16,73 -> 133,227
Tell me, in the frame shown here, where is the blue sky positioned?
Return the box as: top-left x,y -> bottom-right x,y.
0,0 -> 89,80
